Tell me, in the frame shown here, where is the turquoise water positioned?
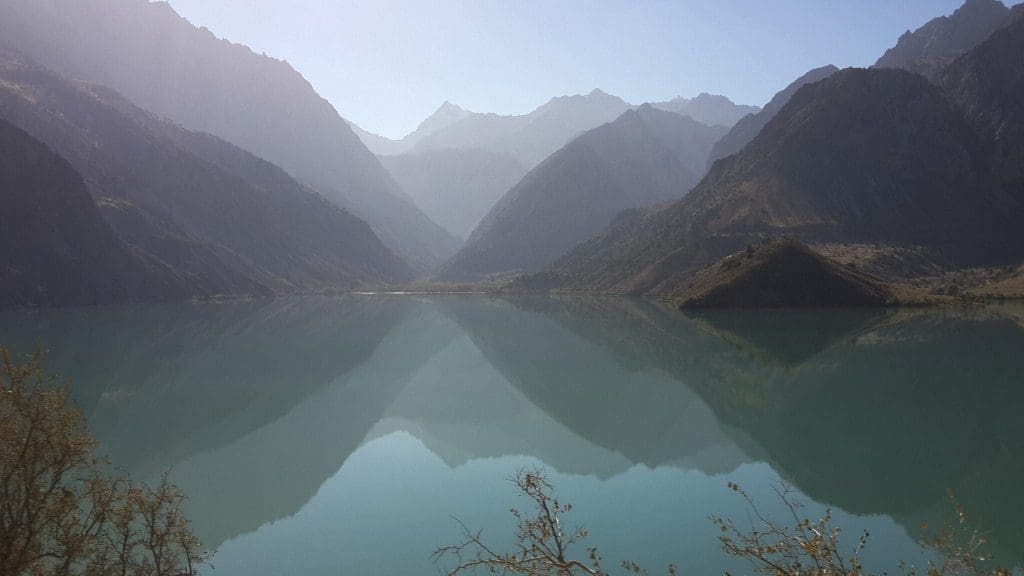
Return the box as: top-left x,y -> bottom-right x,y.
1,296 -> 1022,575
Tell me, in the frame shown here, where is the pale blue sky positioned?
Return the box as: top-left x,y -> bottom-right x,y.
164,0 -> 1016,139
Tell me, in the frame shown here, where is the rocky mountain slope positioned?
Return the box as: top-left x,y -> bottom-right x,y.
438,106 -> 727,281
0,52 -> 413,303
874,0 -> 1011,80
0,0 -> 459,269
707,65 -> 839,168
526,59 -> 1024,295
673,239 -> 898,308
0,118 -> 186,309
940,4 -> 1024,195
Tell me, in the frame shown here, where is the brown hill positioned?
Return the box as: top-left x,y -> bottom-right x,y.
673,239 -> 898,309
707,65 -> 839,169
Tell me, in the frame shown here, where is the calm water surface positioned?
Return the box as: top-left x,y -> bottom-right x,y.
1,296 -> 1022,575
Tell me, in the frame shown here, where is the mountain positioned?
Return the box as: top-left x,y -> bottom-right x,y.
0,118 -> 188,309
0,51 -> 413,303
674,239 -> 898,308
347,122 -> 409,157
650,93 -> 759,128
437,106 -> 728,281
380,148 -> 527,239
707,65 -> 839,168
0,0 -> 459,269
374,91 -> 751,241
349,101 -> 473,156
526,66 -> 1024,296
874,0 -> 1011,80
411,89 -> 634,168
940,4 -> 1024,195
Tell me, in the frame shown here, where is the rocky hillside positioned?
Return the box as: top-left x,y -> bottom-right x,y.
438,106 -> 727,281
940,4 -> 1024,195
0,52 -> 414,302
526,63 -> 1024,295
410,89 -> 634,168
0,0 -> 459,269
351,101 -> 473,156
707,65 -> 839,168
0,118 -> 188,308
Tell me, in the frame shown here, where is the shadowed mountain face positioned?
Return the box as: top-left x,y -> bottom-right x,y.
531,64 -> 1024,296
874,0 -> 1010,81
0,0 -> 459,269
439,106 -> 728,281
707,65 -> 839,169
350,101 -> 474,156
650,93 -> 759,128
0,119 -> 187,308
366,93 -> 754,246
380,148 -> 527,239
941,5 -> 1024,195
0,52 -> 413,299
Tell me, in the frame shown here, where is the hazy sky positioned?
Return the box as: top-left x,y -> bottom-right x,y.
165,0 -> 1014,139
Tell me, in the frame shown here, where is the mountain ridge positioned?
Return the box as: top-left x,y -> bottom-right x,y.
522,59 -> 1024,296
0,50 -> 414,304
0,0 -> 459,269
707,65 -> 840,169
437,105 -> 728,281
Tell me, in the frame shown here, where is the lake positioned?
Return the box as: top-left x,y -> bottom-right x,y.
1,295 -> 1022,575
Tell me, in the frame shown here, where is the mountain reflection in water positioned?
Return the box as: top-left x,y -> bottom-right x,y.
0,296 -> 1021,574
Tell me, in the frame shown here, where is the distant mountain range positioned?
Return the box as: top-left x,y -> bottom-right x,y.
0,52 -> 412,308
355,90 -> 757,167
0,118 -> 184,308
438,105 -> 728,281
361,92 -> 758,241
522,13 -> 1024,295
0,0 -> 459,269
349,101 -> 474,157
380,148 -> 527,239
649,93 -> 760,127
